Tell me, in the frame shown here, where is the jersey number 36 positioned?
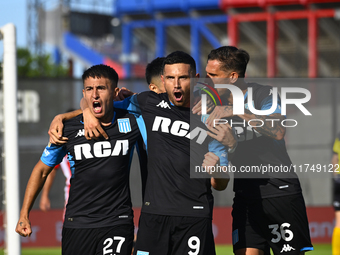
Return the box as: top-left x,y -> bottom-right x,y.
268,223 -> 294,243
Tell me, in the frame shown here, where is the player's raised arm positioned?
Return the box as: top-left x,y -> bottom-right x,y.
48,109 -> 82,145
39,168 -> 57,211
211,176 -> 229,191
202,152 -> 229,191
16,160 -> 54,237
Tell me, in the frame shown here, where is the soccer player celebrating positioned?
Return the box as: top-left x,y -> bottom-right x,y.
145,57 -> 166,93
194,46 -> 313,255
49,51 -> 230,254
88,51 -> 229,255
16,65 -> 142,255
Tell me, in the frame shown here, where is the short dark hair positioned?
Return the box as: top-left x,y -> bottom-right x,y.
207,46 -> 249,78
145,57 -> 165,85
82,64 -> 119,87
163,51 -> 196,75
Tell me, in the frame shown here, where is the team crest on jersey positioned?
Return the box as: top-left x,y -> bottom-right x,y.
118,118 -> 131,133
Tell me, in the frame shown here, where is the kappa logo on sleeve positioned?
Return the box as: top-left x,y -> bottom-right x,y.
44,148 -> 50,156
137,251 -> 149,255
156,100 -> 171,109
118,118 -> 131,133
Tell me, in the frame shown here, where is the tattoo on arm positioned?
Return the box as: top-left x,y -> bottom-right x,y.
224,106 -> 233,116
244,110 -> 285,139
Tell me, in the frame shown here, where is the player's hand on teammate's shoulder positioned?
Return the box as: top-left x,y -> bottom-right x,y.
15,217 -> 32,237
114,87 -> 135,101
192,97 -> 215,115
83,108 -> 108,140
48,114 -> 68,145
49,109 -> 83,145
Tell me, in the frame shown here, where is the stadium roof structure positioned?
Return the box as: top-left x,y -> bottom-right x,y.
29,0 -> 340,78
219,0 -> 340,9
116,0 -> 340,78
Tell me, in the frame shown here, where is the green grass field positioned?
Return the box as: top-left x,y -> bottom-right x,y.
0,244 -> 332,254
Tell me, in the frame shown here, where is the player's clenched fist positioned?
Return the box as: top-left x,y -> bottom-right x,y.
15,217 -> 32,237
203,152 -> 229,191
202,152 -> 220,172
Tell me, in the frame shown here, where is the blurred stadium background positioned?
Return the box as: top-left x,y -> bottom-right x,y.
1,0 -> 340,251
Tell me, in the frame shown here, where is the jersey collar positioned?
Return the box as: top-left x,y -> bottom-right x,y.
80,111 -> 116,125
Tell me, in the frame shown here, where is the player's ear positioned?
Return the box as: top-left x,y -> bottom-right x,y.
230,72 -> 239,84
82,89 -> 85,98
149,84 -> 158,93
113,87 -> 119,97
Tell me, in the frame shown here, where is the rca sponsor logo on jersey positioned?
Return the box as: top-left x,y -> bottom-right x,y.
118,118 -> 131,133
75,129 -> 85,138
156,100 -> 171,109
280,244 -> 295,253
152,116 -> 208,144
74,140 -> 129,160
